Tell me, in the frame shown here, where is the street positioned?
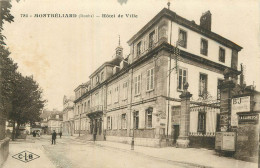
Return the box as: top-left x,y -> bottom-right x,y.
2,135 -> 258,168
2,136 -> 192,168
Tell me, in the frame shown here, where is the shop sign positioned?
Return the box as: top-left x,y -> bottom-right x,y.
231,96 -> 250,126
238,113 -> 259,125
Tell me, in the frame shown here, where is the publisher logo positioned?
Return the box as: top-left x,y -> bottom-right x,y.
12,150 -> 40,163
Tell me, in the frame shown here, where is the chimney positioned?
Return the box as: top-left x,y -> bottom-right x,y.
200,11 -> 212,31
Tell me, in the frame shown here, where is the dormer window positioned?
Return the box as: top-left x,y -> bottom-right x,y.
178,29 -> 187,48
200,38 -> 208,56
137,41 -> 142,56
96,75 -> 99,85
219,47 -> 225,63
149,30 -> 155,48
101,72 -> 104,82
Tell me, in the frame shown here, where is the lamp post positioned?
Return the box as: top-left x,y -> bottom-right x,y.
79,113 -> 81,137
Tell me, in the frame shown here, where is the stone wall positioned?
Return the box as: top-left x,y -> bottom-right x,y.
0,138 -> 10,167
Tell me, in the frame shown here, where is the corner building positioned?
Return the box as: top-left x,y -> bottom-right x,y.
74,7 -> 242,147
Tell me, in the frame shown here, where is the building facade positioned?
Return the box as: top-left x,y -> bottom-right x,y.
62,95 -> 75,136
73,7 -> 242,147
41,110 -> 63,134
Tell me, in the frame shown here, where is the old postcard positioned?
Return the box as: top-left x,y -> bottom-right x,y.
0,0 -> 259,167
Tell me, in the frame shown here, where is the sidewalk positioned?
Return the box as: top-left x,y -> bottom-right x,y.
1,137 -> 55,168
76,138 -> 257,168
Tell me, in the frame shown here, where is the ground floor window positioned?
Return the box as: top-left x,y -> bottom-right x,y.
146,107 -> 153,128
198,112 -> 206,133
121,113 -> 127,129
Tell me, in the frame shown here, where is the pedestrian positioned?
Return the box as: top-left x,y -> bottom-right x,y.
33,131 -> 36,137
59,131 -> 62,138
52,130 -> 57,145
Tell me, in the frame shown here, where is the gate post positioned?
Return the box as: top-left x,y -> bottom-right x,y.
176,82 -> 192,148
218,69 -> 236,132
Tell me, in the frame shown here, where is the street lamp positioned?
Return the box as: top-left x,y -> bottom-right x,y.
79,113 -> 81,137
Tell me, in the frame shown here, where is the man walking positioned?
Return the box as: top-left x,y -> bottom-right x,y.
52,130 -> 57,145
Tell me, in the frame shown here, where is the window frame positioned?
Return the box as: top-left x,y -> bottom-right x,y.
177,67 -> 188,91
134,74 -> 141,96
121,113 -> 127,129
133,111 -> 139,129
178,28 -> 187,48
137,41 -> 142,56
219,47 -> 225,63
149,30 -> 155,48
146,68 -> 154,91
122,81 -> 128,101
197,111 -> 206,134
200,38 -> 208,56
146,107 -> 153,128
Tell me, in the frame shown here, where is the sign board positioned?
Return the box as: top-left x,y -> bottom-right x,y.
222,132 -> 236,151
215,132 -> 236,151
231,96 -> 250,126
238,113 -> 259,125
215,132 -> 223,150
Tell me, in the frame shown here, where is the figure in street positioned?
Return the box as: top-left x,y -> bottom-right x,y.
59,131 -> 62,138
52,130 -> 57,145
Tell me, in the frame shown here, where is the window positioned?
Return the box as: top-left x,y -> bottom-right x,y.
107,89 -> 112,105
200,38 -> 208,56
114,86 -> 119,103
77,106 -> 80,115
107,116 -> 111,130
133,111 -> 139,129
219,47 -> 225,63
137,41 -> 142,56
217,79 -> 224,100
96,75 -> 99,85
199,73 -> 208,97
84,102 -> 86,113
134,75 -> 141,95
122,82 -> 128,100
198,111 -> 206,133
147,68 -> 154,91
56,115 -> 59,119
149,30 -> 155,48
101,72 -> 104,82
178,68 -> 187,91
178,29 -> 187,48
121,113 -> 127,129
146,108 -> 153,128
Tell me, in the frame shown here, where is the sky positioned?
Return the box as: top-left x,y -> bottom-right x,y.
3,0 -> 260,111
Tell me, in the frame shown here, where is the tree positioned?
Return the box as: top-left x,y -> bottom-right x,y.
8,73 -> 46,140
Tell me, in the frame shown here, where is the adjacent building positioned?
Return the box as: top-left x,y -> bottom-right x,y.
41,109 -> 63,134
62,95 -> 75,136
73,7 -> 242,147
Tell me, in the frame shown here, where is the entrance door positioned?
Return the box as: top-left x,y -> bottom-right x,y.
173,125 -> 179,144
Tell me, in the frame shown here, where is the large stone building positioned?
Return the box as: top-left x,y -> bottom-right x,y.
73,7 -> 242,147
62,95 -> 75,136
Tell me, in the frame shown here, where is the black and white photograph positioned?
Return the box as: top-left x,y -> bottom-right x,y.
0,0 -> 259,167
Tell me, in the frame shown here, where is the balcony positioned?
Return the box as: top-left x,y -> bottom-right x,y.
91,105 -> 103,113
